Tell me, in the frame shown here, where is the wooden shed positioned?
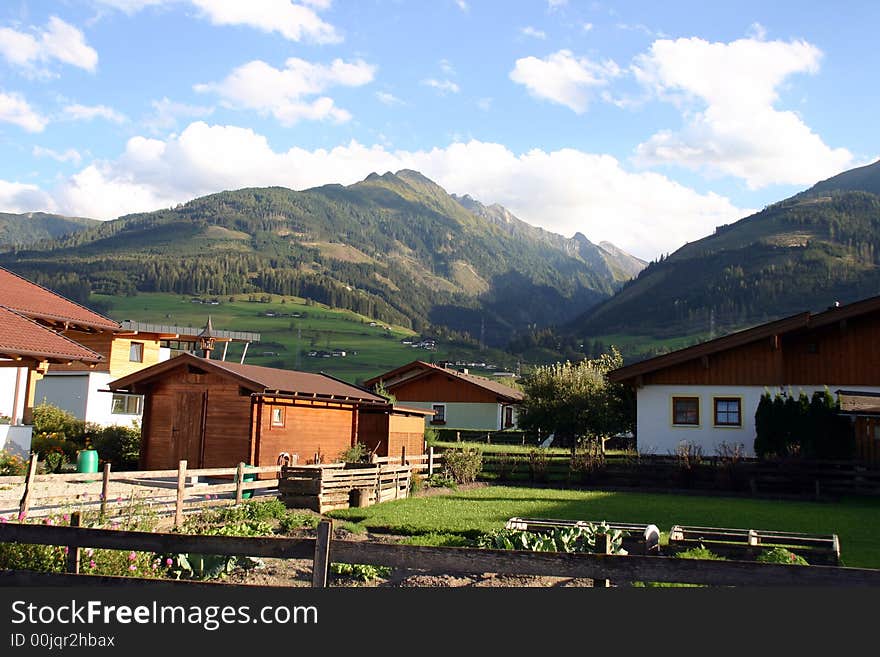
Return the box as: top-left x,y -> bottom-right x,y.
357,405 -> 434,459
107,353 -> 394,470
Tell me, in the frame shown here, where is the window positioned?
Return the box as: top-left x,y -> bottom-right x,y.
129,342 -> 144,363
714,397 -> 742,427
271,407 -> 285,427
111,394 -> 142,415
503,406 -> 514,429
431,404 -> 446,425
672,396 -> 700,426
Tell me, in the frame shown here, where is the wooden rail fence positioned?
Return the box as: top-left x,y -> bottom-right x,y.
0,455 -> 280,525
279,463 -> 411,513
2,519 -> 880,588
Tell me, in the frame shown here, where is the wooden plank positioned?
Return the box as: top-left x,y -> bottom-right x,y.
312,520 -> 333,588
100,463 -> 111,519
0,570 -> 293,590
235,462 -> 245,505
66,512 -> 81,574
175,460 -> 187,528
18,453 -> 38,519
0,523 -> 315,559
327,541 -> 880,587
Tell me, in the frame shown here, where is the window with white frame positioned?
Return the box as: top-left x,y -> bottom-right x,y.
129,342 -> 144,362
111,394 -> 142,415
431,403 -> 446,424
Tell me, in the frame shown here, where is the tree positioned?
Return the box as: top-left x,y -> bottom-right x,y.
517,347 -> 634,451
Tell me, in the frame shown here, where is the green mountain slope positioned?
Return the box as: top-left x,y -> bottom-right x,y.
0,211 -> 98,246
2,171 -> 642,347
574,159 -> 880,339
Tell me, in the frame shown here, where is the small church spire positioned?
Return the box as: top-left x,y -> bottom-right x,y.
197,316 -> 216,359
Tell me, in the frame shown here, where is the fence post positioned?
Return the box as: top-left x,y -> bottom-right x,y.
400,445 -> 407,466
312,520 -> 333,588
456,431 -> 460,443
18,452 -> 39,520
598,533 -> 611,588
428,446 -> 435,477
99,463 -> 111,519
175,460 -> 187,528
235,462 -> 245,505
66,512 -> 81,574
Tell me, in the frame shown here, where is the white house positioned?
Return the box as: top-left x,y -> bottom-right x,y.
609,296 -> 880,460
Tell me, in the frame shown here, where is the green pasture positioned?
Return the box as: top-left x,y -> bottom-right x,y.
329,485 -> 880,568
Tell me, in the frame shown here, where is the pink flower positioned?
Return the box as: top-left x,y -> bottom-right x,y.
44,518 -> 53,525
0,517 -> 6,524
128,564 -> 137,571
89,560 -> 96,569
18,512 -> 26,521
165,558 -> 173,567
63,547 -> 69,554
62,514 -> 70,523
116,497 -> 122,503
128,551 -> 137,561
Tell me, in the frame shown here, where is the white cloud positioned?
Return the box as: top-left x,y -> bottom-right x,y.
0,16 -> 98,73
26,122 -> 745,258
196,57 -> 374,125
439,59 -> 455,75
0,91 -> 47,132
96,0 -> 339,42
547,0 -> 568,9
422,79 -> 460,95
477,97 -> 492,112
0,180 -> 56,213
190,0 -> 340,43
582,22 -> 593,32
375,91 -> 403,106
510,50 -> 620,113
145,96 -> 214,132
63,103 -> 127,123
454,1 -> 469,12
33,146 -> 83,164
633,36 -> 853,188
520,26 -> 547,40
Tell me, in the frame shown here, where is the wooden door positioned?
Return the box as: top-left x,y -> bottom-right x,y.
173,391 -> 206,468
856,417 -> 880,466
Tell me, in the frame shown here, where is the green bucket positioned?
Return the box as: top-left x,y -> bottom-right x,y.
242,465 -> 256,500
76,449 -> 99,474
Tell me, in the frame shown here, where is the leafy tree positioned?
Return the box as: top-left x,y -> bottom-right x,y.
517,347 -> 634,450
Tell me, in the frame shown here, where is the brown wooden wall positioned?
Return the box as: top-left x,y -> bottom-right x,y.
643,311 -> 880,387
390,371 -> 499,403
254,401 -> 356,467
49,330 -> 114,372
357,411 -> 389,456
139,369 -> 251,470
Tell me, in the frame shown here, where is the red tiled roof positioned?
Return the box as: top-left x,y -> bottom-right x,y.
109,352 -> 387,404
364,360 -> 524,402
0,306 -> 104,364
0,266 -> 120,331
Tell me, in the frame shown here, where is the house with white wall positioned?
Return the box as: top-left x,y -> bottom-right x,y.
364,360 -> 523,431
608,296 -> 880,459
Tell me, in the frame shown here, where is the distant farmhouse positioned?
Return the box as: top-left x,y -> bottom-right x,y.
365,360 -> 523,431
609,295 -> 880,461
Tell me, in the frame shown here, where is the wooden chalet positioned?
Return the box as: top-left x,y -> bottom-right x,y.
107,353 -> 429,470
609,295 -> 880,461
364,360 -> 523,431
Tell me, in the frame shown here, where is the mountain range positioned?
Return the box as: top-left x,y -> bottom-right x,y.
0,170 -> 643,347
573,159 -> 880,342
0,212 -> 97,246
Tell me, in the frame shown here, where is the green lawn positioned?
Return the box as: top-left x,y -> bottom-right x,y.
329,485 -> 880,569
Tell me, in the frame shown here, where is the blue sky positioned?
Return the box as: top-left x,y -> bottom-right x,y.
1,0 -> 877,260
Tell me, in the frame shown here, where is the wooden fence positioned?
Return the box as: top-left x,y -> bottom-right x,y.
472,452 -> 880,497
278,463 -> 411,513
2,519 -> 880,588
0,456 -> 280,526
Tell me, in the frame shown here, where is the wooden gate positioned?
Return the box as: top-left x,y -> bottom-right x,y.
856,416 -> 880,466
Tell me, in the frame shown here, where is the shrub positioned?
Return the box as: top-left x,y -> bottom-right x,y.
527,448 -> 549,482
676,546 -> 727,560
756,547 -> 809,565
338,442 -> 369,464
0,450 -> 27,475
92,423 -> 141,470
424,426 -> 439,446
442,447 -> 482,484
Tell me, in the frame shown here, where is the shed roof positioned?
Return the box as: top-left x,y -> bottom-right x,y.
108,352 -> 387,404
0,306 -> 104,364
364,360 -> 523,402
0,266 -> 120,332
837,390 -> 880,416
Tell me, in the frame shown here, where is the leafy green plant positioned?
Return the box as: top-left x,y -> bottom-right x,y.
91,423 -> 141,470
424,426 -> 439,446
478,522 -> 627,555
338,442 -> 370,464
441,447 -> 482,484
426,473 -> 457,489
756,547 -> 809,565
676,546 -> 727,560
279,511 -> 320,533
330,562 -> 391,582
